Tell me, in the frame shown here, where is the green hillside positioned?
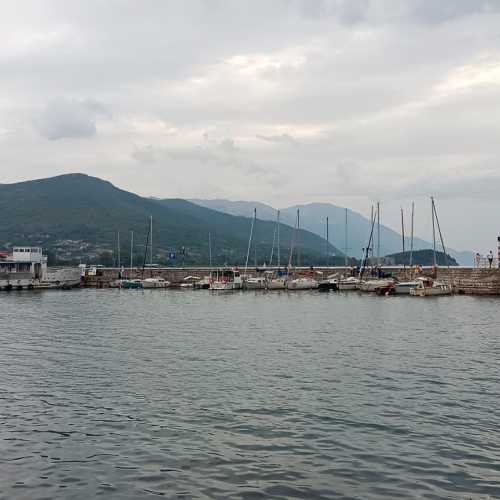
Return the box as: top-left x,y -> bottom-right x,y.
0,173 -> 343,266
383,249 -> 458,266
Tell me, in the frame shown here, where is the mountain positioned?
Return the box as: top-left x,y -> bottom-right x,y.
383,250 -> 458,267
0,174 -> 343,266
191,199 -> 471,265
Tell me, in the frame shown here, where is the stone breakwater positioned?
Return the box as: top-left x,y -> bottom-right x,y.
82,266 -> 500,295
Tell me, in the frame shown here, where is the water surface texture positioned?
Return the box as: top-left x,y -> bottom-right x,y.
1,290 -> 500,499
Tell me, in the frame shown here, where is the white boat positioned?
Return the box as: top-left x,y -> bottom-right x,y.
286,277 -> 319,290
394,281 -> 419,295
120,279 -> 143,289
267,278 -> 287,290
180,275 -> 201,288
359,279 -> 394,292
338,277 -> 361,291
244,276 -> 267,289
410,277 -> 452,296
142,277 -> 170,289
210,268 -> 242,291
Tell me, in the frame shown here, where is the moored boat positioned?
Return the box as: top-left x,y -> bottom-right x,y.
120,279 -> 143,289
359,279 -> 394,292
287,277 -> 319,290
210,268 -> 242,291
243,276 -> 267,290
142,277 -> 170,289
410,277 -> 452,296
338,276 -> 361,291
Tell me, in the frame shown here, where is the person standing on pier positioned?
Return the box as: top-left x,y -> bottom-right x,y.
488,251 -> 494,268
475,253 -> 481,268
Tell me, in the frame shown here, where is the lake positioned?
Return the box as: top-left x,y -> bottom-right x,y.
1,289 -> 499,499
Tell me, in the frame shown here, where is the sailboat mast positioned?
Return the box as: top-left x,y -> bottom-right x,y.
432,198 -> 449,268
141,220 -> 151,279
431,197 -> 437,267
208,232 -> 212,267
117,231 -> 120,268
401,208 -> 406,270
130,231 -> 134,270
244,208 -> 256,277
409,202 -> 414,267
360,205 -> 377,280
326,216 -> 329,265
150,215 -> 153,266
270,213 -> 277,266
297,208 -> 300,268
377,202 -> 380,266
344,208 -> 348,267
277,210 -> 280,268
288,210 -> 298,270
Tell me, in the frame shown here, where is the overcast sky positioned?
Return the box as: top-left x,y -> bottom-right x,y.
1,0 -> 500,252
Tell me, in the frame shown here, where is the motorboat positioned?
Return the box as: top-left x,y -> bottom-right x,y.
210,268 -> 242,291
266,277 -> 287,290
287,277 -> 319,290
338,276 -> 361,291
193,276 -> 211,289
394,281 -> 419,295
180,276 -> 201,288
359,279 -> 394,292
243,276 -> 267,290
318,277 -> 339,291
410,277 -> 452,296
142,277 -> 170,289
120,279 -> 143,289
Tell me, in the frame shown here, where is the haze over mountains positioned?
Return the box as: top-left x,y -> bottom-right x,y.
191,199 -> 472,265
0,174 -> 342,266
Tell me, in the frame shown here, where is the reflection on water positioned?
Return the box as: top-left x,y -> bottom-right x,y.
1,289 -> 500,499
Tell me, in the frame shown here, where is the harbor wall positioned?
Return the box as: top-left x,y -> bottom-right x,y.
82,266 -> 500,295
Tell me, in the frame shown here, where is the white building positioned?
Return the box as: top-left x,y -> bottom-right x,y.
0,247 -> 79,290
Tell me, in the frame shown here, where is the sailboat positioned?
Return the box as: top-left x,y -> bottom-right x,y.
287,209 -> 318,290
358,203 -> 394,292
266,209 -> 287,290
141,216 -> 169,289
410,198 -> 452,297
241,209 -> 266,290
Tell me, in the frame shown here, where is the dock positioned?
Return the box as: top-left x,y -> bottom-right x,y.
82,266 -> 500,295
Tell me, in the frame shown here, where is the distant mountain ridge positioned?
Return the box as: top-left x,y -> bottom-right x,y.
190,199 -> 471,265
0,174 -> 342,265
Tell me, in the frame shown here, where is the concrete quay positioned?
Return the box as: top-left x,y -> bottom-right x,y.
82,266 -> 500,295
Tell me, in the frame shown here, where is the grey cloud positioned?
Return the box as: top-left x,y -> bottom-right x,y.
2,0 -> 500,250
131,144 -> 157,164
410,0 -> 499,24
256,134 -> 299,146
34,98 -> 103,140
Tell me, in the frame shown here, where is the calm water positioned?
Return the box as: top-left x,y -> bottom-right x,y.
1,289 -> 500,500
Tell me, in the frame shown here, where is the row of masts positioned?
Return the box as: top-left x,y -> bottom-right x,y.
114,198 -> 447,270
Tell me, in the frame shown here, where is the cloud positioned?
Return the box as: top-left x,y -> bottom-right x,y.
34,98 -> 103,140
1,0 -> 500,250
256,133 -> 299,146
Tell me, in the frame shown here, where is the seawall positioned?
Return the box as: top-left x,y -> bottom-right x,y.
82,266 -> 500,295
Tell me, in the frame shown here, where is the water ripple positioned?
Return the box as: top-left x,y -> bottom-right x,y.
1,290 -> 500,499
